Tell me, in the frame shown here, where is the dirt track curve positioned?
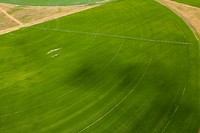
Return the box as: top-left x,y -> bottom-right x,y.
159,0 -> 200,38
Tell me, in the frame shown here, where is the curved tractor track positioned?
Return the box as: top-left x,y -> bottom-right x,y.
0,0 -> 199,133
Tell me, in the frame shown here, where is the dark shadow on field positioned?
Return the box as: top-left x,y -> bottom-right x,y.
117,64 -> 142,88
129,98 -> 199,133
65,51 -> 186,92
122,60 -> 199,133
65,56 -> 145,90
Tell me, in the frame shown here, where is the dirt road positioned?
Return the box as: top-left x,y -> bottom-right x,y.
0,4 -> 99,35
0,7 -> 23,26
159,0 -> 200,37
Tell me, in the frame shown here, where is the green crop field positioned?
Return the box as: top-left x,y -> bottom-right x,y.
174,0 -> 200,7
0,0 -> 199,132
0,0 -> 104,6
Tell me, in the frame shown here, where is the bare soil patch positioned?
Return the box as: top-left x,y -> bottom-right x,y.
0,3 -> 99,35
0,12 -> 18,30
159,0 -> 200,37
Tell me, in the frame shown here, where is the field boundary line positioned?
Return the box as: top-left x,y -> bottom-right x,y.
157,0 -> 200,49
32,27 -> 192,45
0,5 -> 99,36
0,1 -> 109,7
0,7 -> 23,26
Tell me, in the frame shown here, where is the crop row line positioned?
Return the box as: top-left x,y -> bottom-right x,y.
78,57 -> 153,132
31,27 -> 192,45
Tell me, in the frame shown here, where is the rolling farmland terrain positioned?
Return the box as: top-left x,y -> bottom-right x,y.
0,0 -> 199,133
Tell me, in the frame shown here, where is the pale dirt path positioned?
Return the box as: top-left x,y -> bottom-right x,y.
158,0 -> 200,37
0,7 -> 23,26
0,4 -> 99,35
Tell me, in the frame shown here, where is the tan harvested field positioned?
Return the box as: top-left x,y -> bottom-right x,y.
159,0 -> 200,37
0,3 -> 99,35
0,12 -> 18,30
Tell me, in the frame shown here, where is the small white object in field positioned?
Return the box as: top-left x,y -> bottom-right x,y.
47,48 -> 61,54
51,53 -> 59,58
